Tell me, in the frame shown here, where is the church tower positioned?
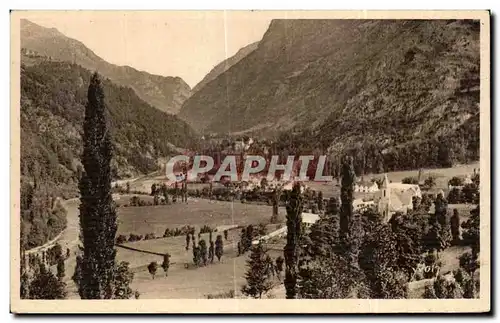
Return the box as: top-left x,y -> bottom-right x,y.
378,174 -> 391,222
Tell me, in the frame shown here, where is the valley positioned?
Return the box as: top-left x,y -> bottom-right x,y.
17,15 -> 483,303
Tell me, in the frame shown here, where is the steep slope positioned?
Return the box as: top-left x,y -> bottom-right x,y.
179,19 -> 480,143
192,42 -> 259,93
21,19 -> 191,114
21,61 -> 198,198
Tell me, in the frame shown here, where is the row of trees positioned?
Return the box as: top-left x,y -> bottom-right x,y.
115,225 -> 217,245
185,230 -> 225,268
274,111 -> 479,178
151,181 -> 188,205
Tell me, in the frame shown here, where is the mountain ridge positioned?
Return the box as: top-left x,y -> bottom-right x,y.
21,19 -> 191,114
192,41 -> 259,93
179,19 -> 480,154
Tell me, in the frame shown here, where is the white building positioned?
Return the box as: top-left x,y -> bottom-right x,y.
377,174 -> 422,222
353,199 -> 376,210
354,181 -> 380,193
302,212 -> 321,227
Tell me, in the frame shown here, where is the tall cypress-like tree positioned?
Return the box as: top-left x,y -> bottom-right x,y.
271,187 -> 282,223
340,156 -> 355,236
77,72 -> 117,299
284,182 -> 303,299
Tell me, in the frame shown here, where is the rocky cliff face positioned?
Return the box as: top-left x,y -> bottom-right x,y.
179,19 -> 480,143
192,41 -> 259,93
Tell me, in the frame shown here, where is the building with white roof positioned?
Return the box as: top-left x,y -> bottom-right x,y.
354,180 -> 380,193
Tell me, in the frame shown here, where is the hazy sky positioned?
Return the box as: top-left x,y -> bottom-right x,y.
26,11 -> 273,88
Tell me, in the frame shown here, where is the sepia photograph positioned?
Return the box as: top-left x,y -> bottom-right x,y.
10,10 -> 490,313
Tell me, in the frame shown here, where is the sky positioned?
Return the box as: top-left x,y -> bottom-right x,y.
25,11 -> 273,88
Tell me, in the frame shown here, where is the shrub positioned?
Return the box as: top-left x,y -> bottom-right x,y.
258,223 -> 268,237
424,176 -> 436,188
128,233 -> 143,242
447,188 -> 463,204
116,234 -> 127,244
402,177 -> 419,184
200,225 -> 214,234
448,176 -> 464,187
162,253 -> 170,276
147,261 -> 158,279
144,233 -> 156,240
206,289 -> 235,299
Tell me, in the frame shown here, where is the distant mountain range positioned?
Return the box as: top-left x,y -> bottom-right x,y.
21,19 -> 191,114
179,19 -> 480,149
19,18 -> 481,177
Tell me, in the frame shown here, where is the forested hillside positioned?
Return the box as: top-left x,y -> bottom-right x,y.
181,20 -> 479,137
180,19 -> 480,174
21,61 -> 198,198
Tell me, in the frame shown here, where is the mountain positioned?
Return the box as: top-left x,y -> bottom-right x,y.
192,42 -> 259,93
21,61 -> 198,198
21,19 -> 191,114
178,19 -> 480,147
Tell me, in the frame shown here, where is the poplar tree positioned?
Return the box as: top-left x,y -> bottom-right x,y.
77,72 -> 118,299
215,235 -> 224,261
162,253 -> 170,276
340,156 -> 355,236
451,208 -> 461,244
284,182 -> 303,299
57,258 -> 65,281
271,187 -> 282,223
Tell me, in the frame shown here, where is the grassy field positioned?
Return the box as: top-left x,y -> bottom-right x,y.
112,197 -> 285,272
64,226 -> 283,299
115,228 -> 241,269
129,248 -> 284,299
115,198 -> 286,238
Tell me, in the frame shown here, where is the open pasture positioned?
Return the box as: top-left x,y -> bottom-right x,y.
116,198 -> 285,238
